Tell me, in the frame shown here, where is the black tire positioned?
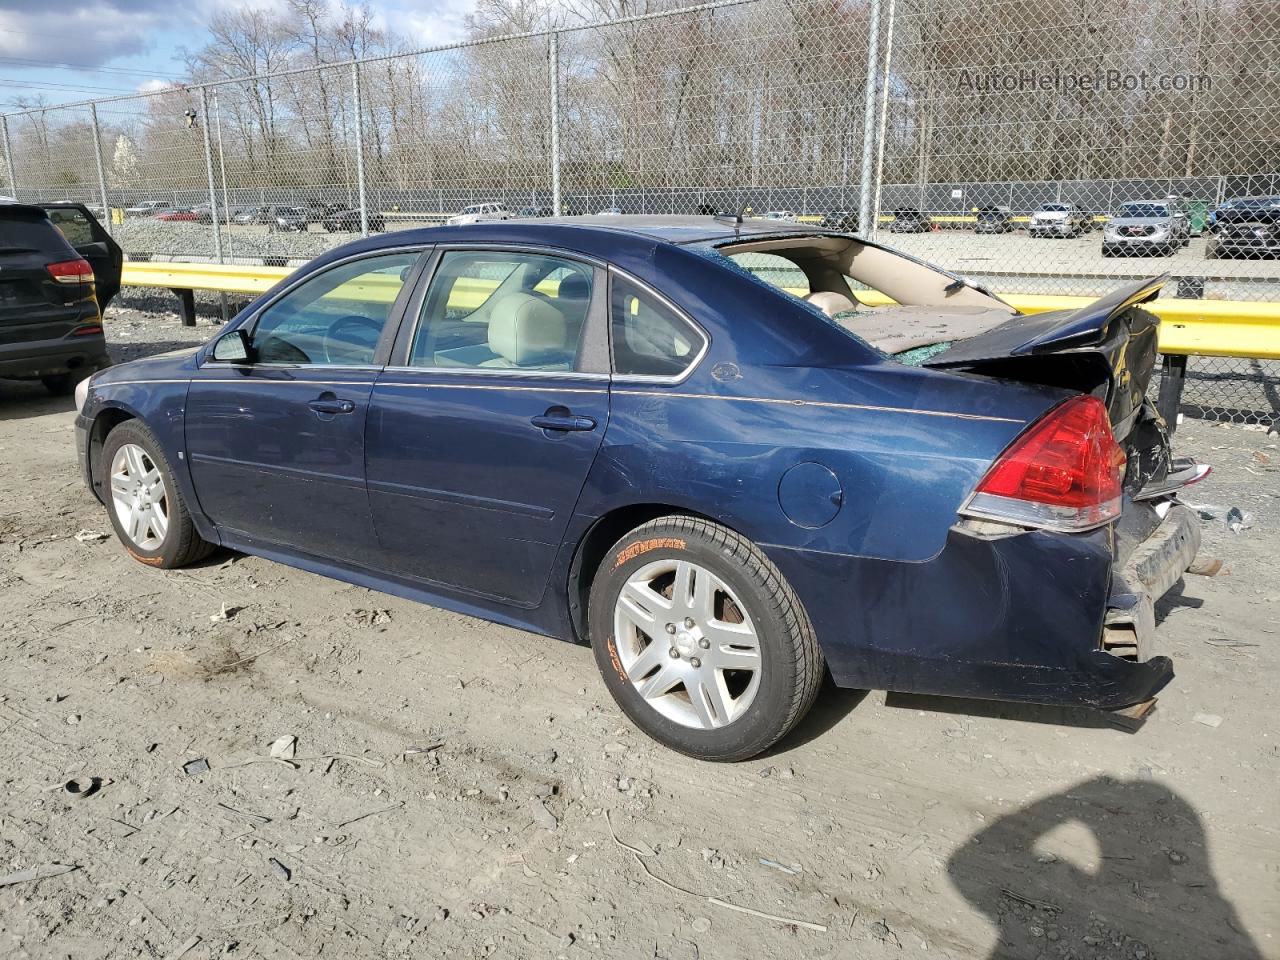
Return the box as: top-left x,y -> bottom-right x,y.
588,516 -> 824,761
41,373 -> 78,396
101,420 -> 216,569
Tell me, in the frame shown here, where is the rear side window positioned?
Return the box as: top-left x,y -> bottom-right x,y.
0,209 -> 73,257
722,251 -> 809,298
409,250 -> 594,371
46,207 -> 94,247
610,274 -> 705,379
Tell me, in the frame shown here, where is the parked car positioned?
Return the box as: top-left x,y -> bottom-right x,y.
154,208 -> 200,222
596,206 -> 624,216
1205,196 -> 1280,234
72,216 -> 1204,760
123,200 -> 172,218
1204,201 -> 1280,259
820,210 -> 859,232
322,208 -> 387,233
447,202 -> 511,226
761,210 -> 796,221
888,208 -> 932,233
1028,203 -> 1090,237
231,207 -> 262,226
1102,201 -> 1190,256
264,206 -> 309,232
515,206 -> 552,218
1,201 -> 120,394
973,206 -> 1014,234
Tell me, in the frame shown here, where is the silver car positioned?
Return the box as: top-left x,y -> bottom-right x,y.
1029,203 -> 1090,237
1102,201 -> 1190,257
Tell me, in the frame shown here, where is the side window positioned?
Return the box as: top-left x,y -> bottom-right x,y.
47,208 -> 94,247
409,250 -> 593,371
724,251 -> 809,299
610,274 -> 706,379
249,252 -> 418,365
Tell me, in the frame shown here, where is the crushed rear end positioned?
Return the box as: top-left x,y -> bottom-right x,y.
919,275 -> 1208,712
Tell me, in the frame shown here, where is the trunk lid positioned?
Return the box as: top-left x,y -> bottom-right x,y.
922,275 -> 1172,493
921,275 -> 1164,438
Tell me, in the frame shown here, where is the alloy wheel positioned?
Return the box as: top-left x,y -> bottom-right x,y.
109,442 -> 169,551
613,558 -> 762,729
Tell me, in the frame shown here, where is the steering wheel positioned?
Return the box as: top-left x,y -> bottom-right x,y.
324,314 -> 383,364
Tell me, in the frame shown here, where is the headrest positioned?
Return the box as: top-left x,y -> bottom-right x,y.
805,290 -> 858,318
488,292 -> 569,365
557,273 -> 591,300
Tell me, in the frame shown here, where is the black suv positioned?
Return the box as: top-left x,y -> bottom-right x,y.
0,202 -> 121,394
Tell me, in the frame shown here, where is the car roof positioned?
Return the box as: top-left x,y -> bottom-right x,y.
452,214 -> 835,245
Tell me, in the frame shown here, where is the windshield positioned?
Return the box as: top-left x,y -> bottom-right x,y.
1041,204 -> 1069,212
1119,203 -> 1169,218
461,205 -> 483,214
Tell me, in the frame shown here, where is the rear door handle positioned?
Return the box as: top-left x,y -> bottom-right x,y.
531,413 -> 597,432
309,397 -> 356,415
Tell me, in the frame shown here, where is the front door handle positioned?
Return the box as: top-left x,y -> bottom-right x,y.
531,412 -> 597,432
309,396 -> 356,416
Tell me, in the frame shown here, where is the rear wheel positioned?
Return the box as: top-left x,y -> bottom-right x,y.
102,420 -> 215,568
41,373 -> 75,395
589,516 -> 824,761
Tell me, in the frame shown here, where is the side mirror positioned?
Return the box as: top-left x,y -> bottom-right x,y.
210,328 -> 252,363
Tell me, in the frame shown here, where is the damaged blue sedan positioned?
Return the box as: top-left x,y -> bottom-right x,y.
74,217 -> 1207,760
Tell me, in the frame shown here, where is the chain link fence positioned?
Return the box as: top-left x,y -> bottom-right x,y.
0,0 -> 1276,423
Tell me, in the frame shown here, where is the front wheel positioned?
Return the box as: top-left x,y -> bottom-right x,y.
101,420 -> 215,568
589,516 -> 824,761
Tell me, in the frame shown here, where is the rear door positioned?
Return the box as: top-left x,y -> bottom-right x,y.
365,246 -> 610,606
42,204 -> 122,308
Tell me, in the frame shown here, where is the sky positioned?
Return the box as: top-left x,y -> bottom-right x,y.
0,0 -> 475,112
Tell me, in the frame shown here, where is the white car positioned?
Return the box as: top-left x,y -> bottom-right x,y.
124,200 -> 172,218
762,210 -> 796,221
447,202 -> 511,226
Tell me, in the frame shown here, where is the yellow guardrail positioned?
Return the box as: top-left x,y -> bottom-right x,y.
122,261 -> 1279,361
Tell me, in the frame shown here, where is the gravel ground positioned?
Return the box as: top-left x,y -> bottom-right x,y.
0,305 -> 1276,960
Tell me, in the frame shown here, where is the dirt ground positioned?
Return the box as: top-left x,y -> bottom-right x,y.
1,297 -> 1277,960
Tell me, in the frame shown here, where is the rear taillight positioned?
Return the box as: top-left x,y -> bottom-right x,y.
962,395 -> 1126,532
47,259 -> 94,284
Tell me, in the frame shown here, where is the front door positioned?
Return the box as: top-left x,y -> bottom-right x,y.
366,247 -> 610,607
185,249 -> 422,564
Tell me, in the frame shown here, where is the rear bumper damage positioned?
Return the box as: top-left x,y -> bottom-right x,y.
771,495 -> 1204,713
1102,503 -> 1200,664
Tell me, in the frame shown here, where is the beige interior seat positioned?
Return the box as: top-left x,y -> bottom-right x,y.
481,291 -> 571,368
805,290 -> 859,318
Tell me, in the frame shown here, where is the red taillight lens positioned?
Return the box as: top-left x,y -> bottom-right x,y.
964,395 -> 1126,532
47,259 -> 94,284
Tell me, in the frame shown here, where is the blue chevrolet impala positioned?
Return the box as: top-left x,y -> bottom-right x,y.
74,217 -> 1207,760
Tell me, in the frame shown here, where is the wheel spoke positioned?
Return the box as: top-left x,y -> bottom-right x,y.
672,560 -> 694,612
637,662 -> 683,701
690,567 -> 718,622
688,675 -> 732,728
618,579 -> 669,629
129,507 -> 148,544
626,638 -> 669,681
705,641 -> 761,672
141,468 -> 162,493
124,445 -> 145,477
109,472 -> 132,499
150,502 -> 168,540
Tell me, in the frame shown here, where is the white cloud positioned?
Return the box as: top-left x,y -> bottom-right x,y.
136,77 -> 175,93
400,0 -> 476,50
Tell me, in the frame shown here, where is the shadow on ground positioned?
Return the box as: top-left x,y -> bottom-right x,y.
948,776 -> 1264,959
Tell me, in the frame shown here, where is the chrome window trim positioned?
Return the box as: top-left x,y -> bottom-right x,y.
198,244 -> 430,371
606,265 -> 709,386
401,243 -> 607,375
380,364 -> 609,382
207,362 -> 384,373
